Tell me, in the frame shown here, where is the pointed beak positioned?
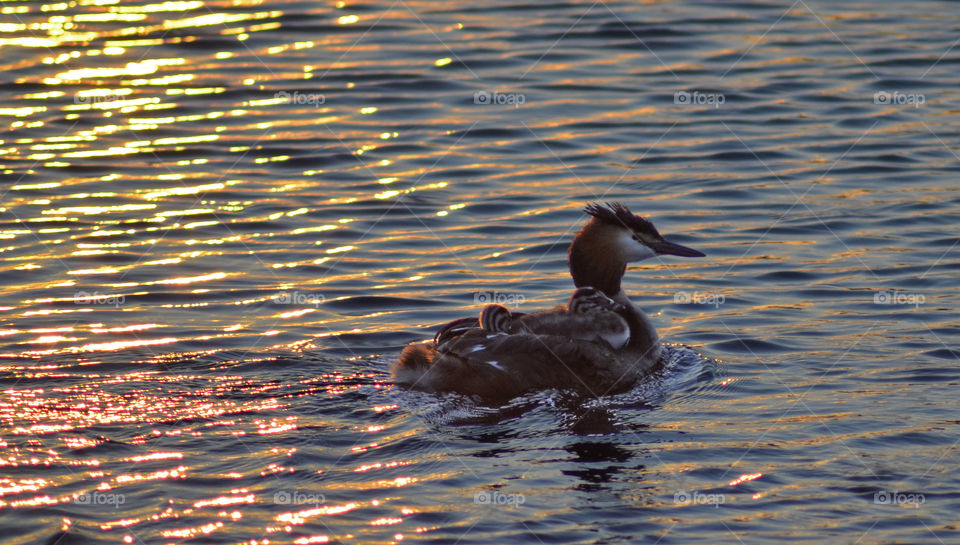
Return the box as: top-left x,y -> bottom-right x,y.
651,238 -> 705,257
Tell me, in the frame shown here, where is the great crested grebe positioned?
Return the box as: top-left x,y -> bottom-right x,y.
392,202 -> 705,400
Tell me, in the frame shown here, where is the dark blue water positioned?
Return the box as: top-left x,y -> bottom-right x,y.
1,0 -> 958,543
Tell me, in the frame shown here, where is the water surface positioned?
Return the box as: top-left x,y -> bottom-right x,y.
1,0 -> 959,543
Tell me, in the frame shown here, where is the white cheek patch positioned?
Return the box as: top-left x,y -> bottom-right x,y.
617,230 -> 656,261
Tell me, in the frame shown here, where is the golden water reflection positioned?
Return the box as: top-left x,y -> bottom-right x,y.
2,0 -> 955,543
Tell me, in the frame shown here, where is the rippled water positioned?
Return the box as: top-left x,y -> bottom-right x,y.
2,0 -> 959,543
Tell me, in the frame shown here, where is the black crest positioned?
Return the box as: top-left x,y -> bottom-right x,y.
583,202 -> 659,237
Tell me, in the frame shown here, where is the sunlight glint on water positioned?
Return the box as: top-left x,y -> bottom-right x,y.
1,0 -> 959,543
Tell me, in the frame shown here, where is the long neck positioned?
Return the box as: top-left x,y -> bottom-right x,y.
567,221 -> 628,299
568,220 -> 661,356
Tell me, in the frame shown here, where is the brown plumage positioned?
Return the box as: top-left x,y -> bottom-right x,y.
392,202 -> 705,400
479,287 -> 630,350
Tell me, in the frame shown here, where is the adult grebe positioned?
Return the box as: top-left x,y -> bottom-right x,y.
392,202 -> 705,400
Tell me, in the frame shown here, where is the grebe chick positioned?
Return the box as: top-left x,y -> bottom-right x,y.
479,287 -> 630,349
478,304 -> 512,334
392,202 -> 705,400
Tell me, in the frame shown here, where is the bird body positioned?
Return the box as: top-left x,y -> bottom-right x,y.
392,203 -> 704,400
